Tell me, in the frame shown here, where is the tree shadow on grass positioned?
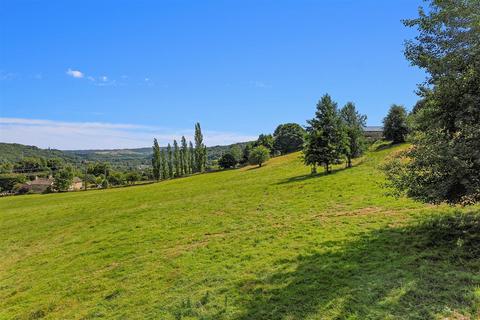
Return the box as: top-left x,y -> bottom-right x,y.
276,166 -> 348,185
236,211 -> 480,319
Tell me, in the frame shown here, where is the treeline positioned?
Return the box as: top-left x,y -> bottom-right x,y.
217,123 -> 306,169
0,155 -> 153,195
151,122 -> 207,180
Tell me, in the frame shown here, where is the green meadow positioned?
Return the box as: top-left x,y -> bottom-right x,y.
1,144 -> 479,319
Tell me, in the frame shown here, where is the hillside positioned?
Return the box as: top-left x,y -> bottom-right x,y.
64,142 -> 250,168
0,145 -> 479,319
0,142 -> 250,169
0,143 -> 79,163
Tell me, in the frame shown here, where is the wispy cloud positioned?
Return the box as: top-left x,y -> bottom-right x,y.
0,117 -> 256,150
66,68 -> 84,78
0,71 -> 18,81
68,70 -> 121,86
251,80 -> 272,88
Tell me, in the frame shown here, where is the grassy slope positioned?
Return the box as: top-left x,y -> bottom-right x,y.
0,145 -> 479,319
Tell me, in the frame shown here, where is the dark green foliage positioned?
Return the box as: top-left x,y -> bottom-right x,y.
304,94 -> 348,173
340,103 -> 367,167
384,0 -> 480,204
0,161 -> 13,174
273,123 -> 305,155
249,146 -> 270,167
229,144 -> 242,163
46,158 -> 64,172
107,171 -> 125,186
87,162 -> 110,177
0,174 -> 26,192
13,157 -> 47,172
125,171 -> 141,184
52,166 -> 74,192
255,134 -> 274,154
194,123 -> 207,172
173,139 -> 180,177
240,143 -> 254,165
383,105 -> 409,143
180,136 -> 188,175
101,178 -> 109,189
188,141 -> 195,174
152,138 -> 161,181
203,146 -> 207,170
161,150 -> 168,179
167,143 -> 174,178
218,153 -> 237,169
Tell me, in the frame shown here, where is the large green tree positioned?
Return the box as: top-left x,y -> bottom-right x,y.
255,134 -> 274,154
218,153 -> 237,169
340,102 -> 367,167
273,123 -> 305,155
383,105 -> 409,143
53,166 -> 74,192
304,94 -> 347,173
384,0 -> 480,204
151,138 -> 161,181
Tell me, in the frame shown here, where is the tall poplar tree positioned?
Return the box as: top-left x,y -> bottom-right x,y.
180,136 -> 188,176
161,149 -> 168,179
151,138 -> 161,181
167,143 -> 174,178
189,141 -> 195,174
173,139 -> 180,177
194,122 -> 205,172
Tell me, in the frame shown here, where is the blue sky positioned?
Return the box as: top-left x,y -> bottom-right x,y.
0,0 -> 425,149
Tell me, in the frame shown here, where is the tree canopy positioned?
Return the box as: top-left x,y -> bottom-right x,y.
383,105 -> 409,144
273,123 -> 305,155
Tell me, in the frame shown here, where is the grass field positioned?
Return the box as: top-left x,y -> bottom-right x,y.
1,144 -> 479,319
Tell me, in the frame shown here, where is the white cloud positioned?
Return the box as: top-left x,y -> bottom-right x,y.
0,117 -> 256,150
0,71 -> 18,80
251,80 -> 272,88
66,68 -> 84,78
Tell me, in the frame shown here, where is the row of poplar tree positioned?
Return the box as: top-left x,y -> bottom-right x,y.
151,123 -> 207,180
303,94 -> 367,174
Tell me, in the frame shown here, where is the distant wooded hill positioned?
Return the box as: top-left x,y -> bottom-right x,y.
0,142 -> 251,169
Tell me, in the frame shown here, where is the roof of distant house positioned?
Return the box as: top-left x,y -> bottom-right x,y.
28,178 -> 53,185
364,126 -> 383,132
